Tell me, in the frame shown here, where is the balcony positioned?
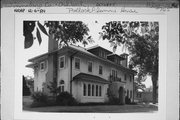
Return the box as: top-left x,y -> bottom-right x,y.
109,75 -> 125,82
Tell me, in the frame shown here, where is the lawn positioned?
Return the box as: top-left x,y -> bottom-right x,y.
23,96 -> 158,113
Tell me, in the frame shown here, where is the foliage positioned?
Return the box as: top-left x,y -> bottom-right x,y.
31,91 -> 48,103
23,21 -> 93,49
23,21 -> 48,48
107,88 -> 121,105
125,96 -> 131,104
46,80 -> 59,98
23,75 -> 31,96
56,92 -> 77,106
100,21 -> 158,74
134,73 -> 146,92
100,21 -> 159,103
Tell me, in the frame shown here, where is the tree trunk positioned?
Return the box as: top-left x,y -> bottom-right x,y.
152,73 -> 158,104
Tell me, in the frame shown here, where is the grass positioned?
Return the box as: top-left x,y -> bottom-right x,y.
23,96 -> 158,113
24,104 -> 158,113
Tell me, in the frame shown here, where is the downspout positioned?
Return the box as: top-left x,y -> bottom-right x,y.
70,51 -> 78,95
133,74 -> 134,103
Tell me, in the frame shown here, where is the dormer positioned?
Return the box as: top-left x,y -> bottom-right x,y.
87,45 -> 112,59
107,54 -> 125,65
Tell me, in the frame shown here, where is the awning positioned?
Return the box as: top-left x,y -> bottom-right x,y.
73,73 -> 110,84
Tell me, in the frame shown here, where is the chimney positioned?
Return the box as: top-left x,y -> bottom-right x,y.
48,34 -> 58,52
120,53 -> 128,67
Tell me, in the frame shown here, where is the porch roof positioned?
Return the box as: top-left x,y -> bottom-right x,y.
73,73 -> 110,84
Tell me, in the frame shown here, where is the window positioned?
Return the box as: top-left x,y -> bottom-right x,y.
115,71 -> 117,78
88,61 -> 93,72
124,74 -> 127,81
99,86 -> 102,96
111,69 -> 117,81
83,84 -> 86,96
139,93 -> 141,98
96,85 -> 98,96
59,80 -> 65,93
75,58 -> 80,69
99,50 -> 102,57
92,85 -> 94,96
99,65 -> 103,75
130,90 -> 132,99
118,60 -> 121,65
99,50 -> 106,58
137,93 -> 142,98
59,56 -> 65,68
129,75 -> 132,82
112,70 -> 115,76
88,84 -> 91,96
40,61 -> 45,71
127,89 -> 129,98
102,51 -> 105,58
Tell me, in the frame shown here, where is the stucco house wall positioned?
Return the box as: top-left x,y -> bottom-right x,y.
27,45 -> 135,103
33,59 -> 48,92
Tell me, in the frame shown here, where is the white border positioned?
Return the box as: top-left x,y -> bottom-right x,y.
14,13 -> 166,120
2,6 -> 178,120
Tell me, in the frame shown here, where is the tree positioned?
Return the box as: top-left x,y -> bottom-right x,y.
22,75 -> 31,96
23,21 -> 93,49
46,80 -> 59,100
134,72 -> 146,92
23,21 -> 94,98
100,21 -> 159,103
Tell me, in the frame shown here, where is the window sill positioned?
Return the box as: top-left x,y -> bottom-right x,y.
74,68 -> 80,71
82,96 -> 104,99
40,69 -> 45,72
59,67 -> 65,70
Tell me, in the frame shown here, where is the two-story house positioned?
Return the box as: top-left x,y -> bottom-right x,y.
26,37 -> 136,104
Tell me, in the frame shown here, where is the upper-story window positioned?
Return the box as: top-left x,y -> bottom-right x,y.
99,50 -> 106,58
88,61 -> 93,72
40,61 -> 45,71
127,89 -> 129,98
102,51 -> 106,58
59,56 -> 65,69
124,74 -> 127,81
129,75 -> 132,82
75,58 -> 80,70
99,65 -> 103,75
115,59 -> 117,64
130,90 -> 132,99
118,60 -> 121,65
111,69 -> 117,81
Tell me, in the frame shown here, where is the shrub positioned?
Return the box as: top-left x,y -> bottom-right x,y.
128,102 -> 137,105
125,96 -> 131,104
56,92 -> 77,106
23,76 -> 31,96
108,97 -> 120,105
31,91 -> 48,103
107,88 -> 120,105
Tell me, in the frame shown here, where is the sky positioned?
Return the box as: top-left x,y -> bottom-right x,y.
21,20 -> 152,88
